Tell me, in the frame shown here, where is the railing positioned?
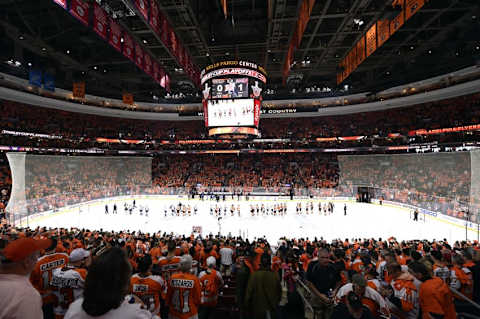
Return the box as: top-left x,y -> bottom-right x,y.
450,287 -> 480,316
294,278 -> 315,319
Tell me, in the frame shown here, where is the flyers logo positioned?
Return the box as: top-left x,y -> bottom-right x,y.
97,23 -> 103,32
139,0 -> 145,9
77,6 -> 85,17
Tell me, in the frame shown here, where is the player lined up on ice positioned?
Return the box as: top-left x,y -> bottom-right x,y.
249,203 -> 288,216
163,202 -> 199,217
209,204 -> 241,217
295,201 -> 335,215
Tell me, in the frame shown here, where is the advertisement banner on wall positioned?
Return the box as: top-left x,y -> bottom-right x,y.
122,33 -> 134,61
135,0 -> 150,22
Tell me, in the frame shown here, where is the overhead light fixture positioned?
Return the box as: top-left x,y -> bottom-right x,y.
428,50 -> 432,54
42,47 -> 47,51
18,35 -> 24,40
81,71 -> 86,75
143,39 -> 147,44
267,49 -> 271,53
225,52 -> 230,56
476,46 -> 479,50
353,18 -> 364,26
103,69 -> 107,73
120,37 -> 124,43
27,62 -> 32,67
410,46 -> 414,50
66,50 -> 70,54
386,71 -> 390,75
93,66 -> 98,70
206,52 -> 210,56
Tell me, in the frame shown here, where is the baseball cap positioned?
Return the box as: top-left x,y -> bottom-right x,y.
206,256 -> 216,267
2,237 -> 52,262
69,248 -> 90,263
351,274 -> 367,287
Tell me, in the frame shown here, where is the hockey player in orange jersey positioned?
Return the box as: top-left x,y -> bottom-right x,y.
166,255 -> 201,319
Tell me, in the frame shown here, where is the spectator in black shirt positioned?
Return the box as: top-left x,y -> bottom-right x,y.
306,248 -> 341,319
331,291 -> 375,319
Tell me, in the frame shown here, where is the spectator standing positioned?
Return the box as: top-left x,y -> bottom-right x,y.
51,248 -> 91,319
166,254 -> 201,319
0,237 -> 52,319
409,261 -> 456,319
198,256 -> 224,319
64,247 -> 153,319
219,241 -> 234,276
245,254 -> 281,319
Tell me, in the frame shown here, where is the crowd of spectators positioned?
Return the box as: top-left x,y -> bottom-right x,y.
0,93 -> 479,151
1,226 -> 480,319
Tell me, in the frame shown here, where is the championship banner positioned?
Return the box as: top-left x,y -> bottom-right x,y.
366,23 -> 377,57
93,3 -> 108,40
72,82 -> 86,98
135,0 -> 150,22
53,0 -> 67,9
69,0 -> 90,26
122,93 -> 134,105
134,42 -> 144,69
143,54 -> 152,75
376,19 -> 390,48
405,0 -> 424,20
108,17 -> 122,52
390,0 -> 405,35
356,36 -> 366,66
150,0 -> 160,34
122,33 -> 134,61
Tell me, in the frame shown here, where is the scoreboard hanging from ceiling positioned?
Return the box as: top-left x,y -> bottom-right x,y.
201,61 -> 267,139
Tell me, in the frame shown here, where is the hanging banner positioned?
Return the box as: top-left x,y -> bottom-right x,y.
69,0 -> 90,26
295,0 -> 316,48
152,61 -> 160,83
135,0 -> 149,22
376,19 -> 390,48
43,73 -> 55,92
254,99 -> 261,127
366,23 -> 377,57
356,36 -> 366,66
134,42 -> 144,69
169,29 -> 178,56
72,82 -> 86,98
150,0 -> 160,34
158,68 -> 165,87
405,0 -> 424,20
53,0 -> 67,9
390,0 -> 405,35
122,33 -> 134,61
29,70 -> 42,87
93,3 -> 108,40
108,17 -> 122,52
143,53 -> 152,75
122,93 -> 134,105
160,14 -> 169,46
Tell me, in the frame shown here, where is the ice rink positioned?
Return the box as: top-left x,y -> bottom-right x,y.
22,197 -> 480,243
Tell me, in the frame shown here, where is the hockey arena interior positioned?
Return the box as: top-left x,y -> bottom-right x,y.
1,0 -> 480,319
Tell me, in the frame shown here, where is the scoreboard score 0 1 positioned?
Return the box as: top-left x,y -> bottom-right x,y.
210,78 -> 249,99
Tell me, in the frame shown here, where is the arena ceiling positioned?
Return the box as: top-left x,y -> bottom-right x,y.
0,0 -> 479,102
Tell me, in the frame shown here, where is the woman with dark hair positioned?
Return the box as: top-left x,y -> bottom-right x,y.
64,247 -> 154,319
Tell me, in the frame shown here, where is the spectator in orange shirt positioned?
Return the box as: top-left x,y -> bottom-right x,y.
409,261 -> 456,319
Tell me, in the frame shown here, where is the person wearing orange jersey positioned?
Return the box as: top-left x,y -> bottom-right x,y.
384,263 -> 419,319
449,254 -> 473,300
130,254 -> 165,316
409,261 -> 456,319
150,242 -> 163,265
30,238 -> 69,319
198,256 -> 224,319
157,240 -> 182,284
166,255 -> 201,319
253,246 -> 264,271
51,248 -> 91,319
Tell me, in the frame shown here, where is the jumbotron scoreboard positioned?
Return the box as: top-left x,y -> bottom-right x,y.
201,61 -> 267,138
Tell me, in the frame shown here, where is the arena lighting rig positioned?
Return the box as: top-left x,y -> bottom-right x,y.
201,60 -> 266,139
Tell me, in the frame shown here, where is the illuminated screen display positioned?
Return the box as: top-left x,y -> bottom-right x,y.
207,99 -> 255,127
210,78 -> 249,99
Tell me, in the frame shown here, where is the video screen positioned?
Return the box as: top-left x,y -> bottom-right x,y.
210,78 -> 249,99
207,99 -> 255,127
